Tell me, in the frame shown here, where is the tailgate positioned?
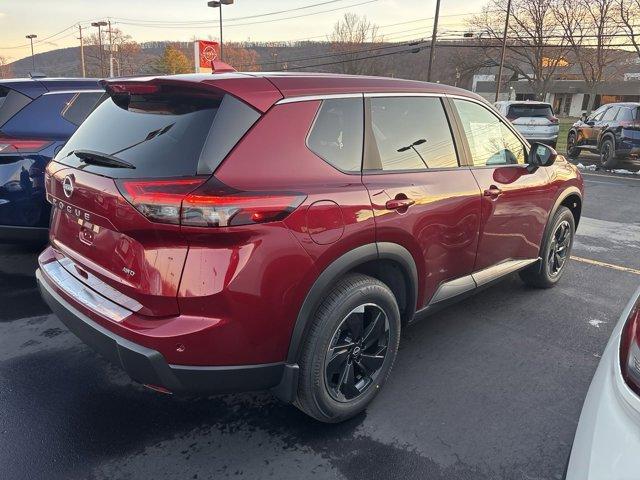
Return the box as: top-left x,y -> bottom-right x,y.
47,164 -> 188,317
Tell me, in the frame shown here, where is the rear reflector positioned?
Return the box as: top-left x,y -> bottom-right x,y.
117,177 -> 305,227
621,297 -> 640,397
0,136 -> 52,154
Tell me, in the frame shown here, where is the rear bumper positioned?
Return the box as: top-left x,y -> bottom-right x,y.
0,224 -> 48,243
524,136 -> 558,145
37,267 -> 295,396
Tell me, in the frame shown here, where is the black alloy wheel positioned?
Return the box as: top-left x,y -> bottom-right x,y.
547,220 -> 571,277
324,303 -> 389,402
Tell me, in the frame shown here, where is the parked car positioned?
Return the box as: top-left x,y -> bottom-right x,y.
0,77 -> 103,242
565,286 -> 640,479
566,102 -> 640,169
36,73 -> 584,423
494,100 -> 559,148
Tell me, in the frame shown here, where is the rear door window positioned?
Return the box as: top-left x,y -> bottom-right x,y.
368,96 -> 459,171
56,91 -> 259,179
61,91 -> 105,126
507,104 -> 553,118
617,107 -> 634,122
307,98 -> 363,173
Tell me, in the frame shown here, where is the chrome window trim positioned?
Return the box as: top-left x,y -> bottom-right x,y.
364,92 -> 441,98
276,93 -> 363,105
42,89 -> 104,96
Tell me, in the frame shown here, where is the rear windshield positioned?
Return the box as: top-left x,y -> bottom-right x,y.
56,90 -> 260,179
57,92 -> 219,178
61,91 -> 105,126
0,87 -> 32,128
507,104 -> 553,118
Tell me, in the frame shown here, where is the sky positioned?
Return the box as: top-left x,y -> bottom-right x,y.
0,0 -> 487,63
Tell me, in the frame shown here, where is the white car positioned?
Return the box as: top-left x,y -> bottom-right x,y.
494,101 -> 559,148
565,286 -> 640,479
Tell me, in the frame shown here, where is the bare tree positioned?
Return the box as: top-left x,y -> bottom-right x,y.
328,13 -> 383,75
0,56 -> 12,79
471,0 -> 569,100
84,28 -> 140,77
554,0 -> 622,113
619,0 -> 640,59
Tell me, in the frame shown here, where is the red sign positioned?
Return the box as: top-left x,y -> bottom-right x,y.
197,40 -> 219,69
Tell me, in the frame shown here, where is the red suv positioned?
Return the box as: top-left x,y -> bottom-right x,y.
36,73 -> 584,422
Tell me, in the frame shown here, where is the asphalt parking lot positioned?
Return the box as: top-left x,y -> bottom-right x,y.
1,163 -> 639,480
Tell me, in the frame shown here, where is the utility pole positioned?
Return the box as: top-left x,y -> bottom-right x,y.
78,25 -> 86,77
108,20 -> 114,77
91,21 -> 108,77
495,0 -> 512,102
25,34 -> 37,71
426,0 -> 441,82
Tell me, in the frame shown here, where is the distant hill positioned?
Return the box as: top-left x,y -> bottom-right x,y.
4,40 -> 485,90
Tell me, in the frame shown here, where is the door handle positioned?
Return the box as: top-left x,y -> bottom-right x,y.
483,186 -> 502,198
385,198 -> 415,210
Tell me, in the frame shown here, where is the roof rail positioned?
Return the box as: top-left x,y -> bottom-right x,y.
28,72 -> 47,79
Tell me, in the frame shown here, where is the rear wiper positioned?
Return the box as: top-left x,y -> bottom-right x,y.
72,149 -> 136,169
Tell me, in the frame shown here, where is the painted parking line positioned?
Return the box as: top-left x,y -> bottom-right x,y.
581,172 -> 640,182
571,255 -> 640,275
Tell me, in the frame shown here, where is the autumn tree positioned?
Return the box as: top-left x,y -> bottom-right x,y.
222,43 -> 260,71
155,44 -> 193,74
471,0 -> 569,100
554,0 -> 622,113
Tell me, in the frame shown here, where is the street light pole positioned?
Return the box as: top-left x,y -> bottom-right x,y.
495,0 -> 512,102
207,0 -> 234,63
426,0 -> 441,82
91,21 -> 108,77
25,34 -> 37,71
107,20 -> 116,77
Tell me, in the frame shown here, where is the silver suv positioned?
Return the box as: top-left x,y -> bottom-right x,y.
495,101 -> 559,148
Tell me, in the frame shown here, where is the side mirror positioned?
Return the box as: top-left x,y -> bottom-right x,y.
581,113 -> 587,122
527,142 -> 557,173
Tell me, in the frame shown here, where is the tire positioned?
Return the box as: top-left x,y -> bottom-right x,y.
599,137 -> 618,169
566,132 -> 580,158
519,206 -> 575,289
294,273 -> 401,423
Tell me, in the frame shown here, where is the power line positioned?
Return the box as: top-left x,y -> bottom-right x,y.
116,0 -> 379,29
240,38 -> 427,68
112,0 -> 346,25
283,44 -> 424,71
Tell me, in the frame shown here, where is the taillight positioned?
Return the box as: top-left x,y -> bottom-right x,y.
0,136 -> 53,154
118,178 -> 205,224
620,296 -> 640,396
547,116 -> 559,124
117,177 -> 305,227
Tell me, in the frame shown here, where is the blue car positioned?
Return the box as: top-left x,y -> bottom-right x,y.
0,77 -> 103,242
566,102 -> 640,169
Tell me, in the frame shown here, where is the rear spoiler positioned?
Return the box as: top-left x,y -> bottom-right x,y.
100,74 -> 283,113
